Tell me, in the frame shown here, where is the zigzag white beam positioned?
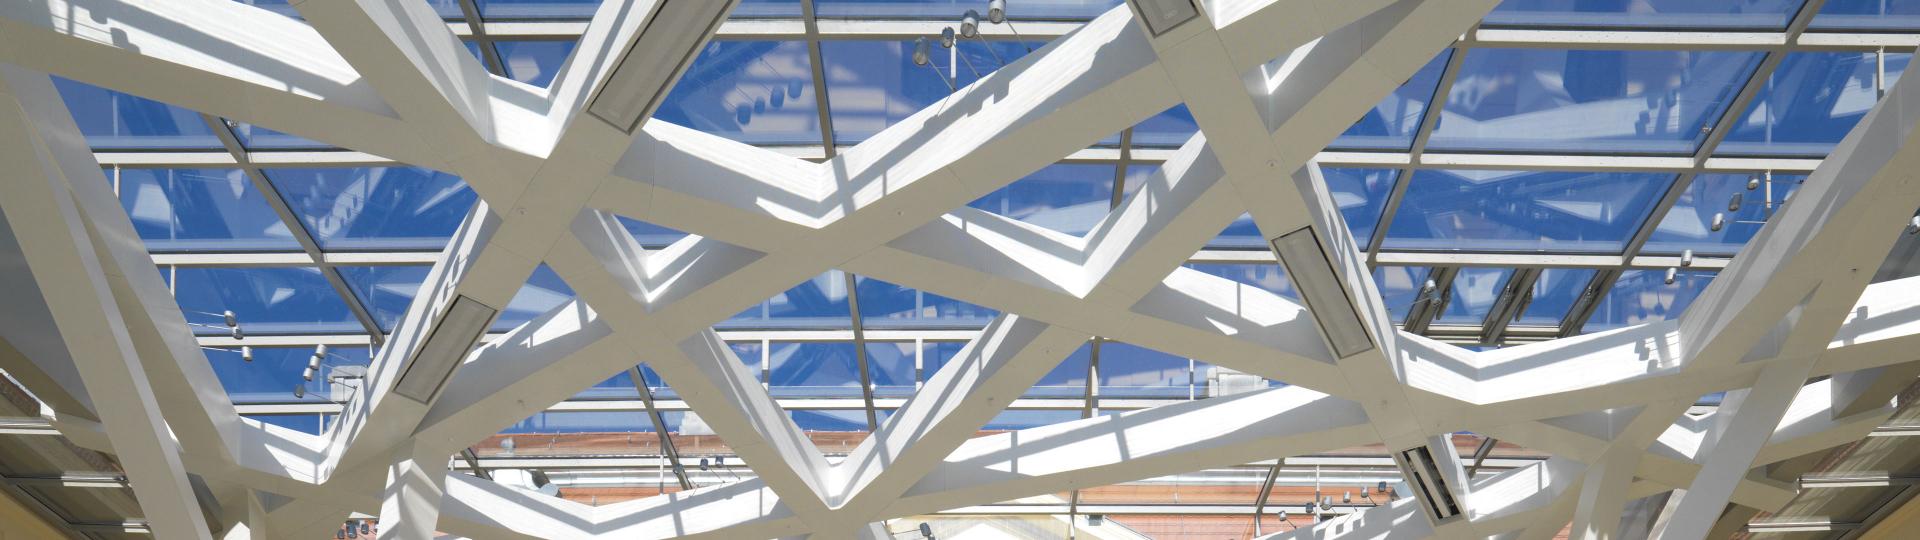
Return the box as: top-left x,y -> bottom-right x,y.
0,64 -> 213,540
886,386 -> 1375,518
0,0 -> 448,168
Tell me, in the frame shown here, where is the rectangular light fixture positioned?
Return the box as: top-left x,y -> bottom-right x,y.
1271,227 -> 1376,358
1126,0 -> 1200,37
393,295 -> 496,404
586,0 -> 733,133
1396,446 -> 1463,522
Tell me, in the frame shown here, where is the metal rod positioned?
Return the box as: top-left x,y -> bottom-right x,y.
630,366 -> 693,491
844,271 -> 880,431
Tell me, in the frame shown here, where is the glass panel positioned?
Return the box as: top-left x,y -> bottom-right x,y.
855,275 -> 998,329
498,264 -> 577,331
724,271 -> 853,329
231,121 -> 330,150
1385,169 -> 1673,253
1813,0 -> 1920,30
1515,268 -> 1596,326
1097,341 -> 1191,398
476,0 -> 600,19
1582,269 -> 1715,333
968,163 -> 1117,236
495,40 -> 576,88
868,342 -> 917,398
1029,341 -> 1091,398
1331,50 -> 1450,151
232,0 -> 300,18
920,340 -> 969,379
210,345 -> 371,403
823,40 -> 1040,144
245,414 -> 325,434
984,409 -> 1081,431
616,215 -> 690,247
1373,266 -> 1433,323
53,78 -> 221,149
337,266 -> 428,332
1644,173 -> 1807,256
112,168 -> 299,252
1484,0 -> 1808,30
1719,52 -> 1909,156
172,267 -> 361,335
1185,263 -> 1299,301
733,0 -> 804,18
1212,168 -> 1397,249
501,410 -> 652,434
1429,49 -> 1762,154
768,341 -> 861,397
1133,105 -> 1197,148
656,40 -> 822,145
1436,268 -> 1513,325
267,167 -> 477,251
815,0 -> 1122,20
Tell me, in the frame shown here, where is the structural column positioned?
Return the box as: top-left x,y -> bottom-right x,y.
378,441 -> 451,540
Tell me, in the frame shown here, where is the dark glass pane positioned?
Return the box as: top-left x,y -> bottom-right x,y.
725,271 -> 854,329
267,167 -> 477,251
497,264 -> 576,331
969,163 -> 1117,236
476,0 -> 599,19
1133,105 -> 1197,148
616,215 -> 690,247
1385,169 -> 1673,253
868,342 -> 918,397
1030,341 -> 1091,398
1430,49 -> 1762,154
112,168 -> 300,252
1097,341 -> 1191,398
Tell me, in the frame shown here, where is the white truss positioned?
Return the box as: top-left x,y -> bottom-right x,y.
1,0 -> 1920,539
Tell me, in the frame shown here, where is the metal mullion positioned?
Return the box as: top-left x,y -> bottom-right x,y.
1111,128 -> 1133,209
2,481 -> 95,540
1478,268 -> 1539,344
1463,436 -> 1496,477
1368,41 -> 1471,263
1557,267 -> 1624,337
200,115 -> 387,343
455,0 -> 508,76
630,366 -> 694,490
1083,338 -> 1101,419
843,272 -> 879,431
1403,266 -> 1459,334
458,448 -> 492,481
1250,460 -> 1282,535
800,0 -> 837,156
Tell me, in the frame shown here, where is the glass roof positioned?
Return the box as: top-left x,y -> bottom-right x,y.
54,0 -> 1900,461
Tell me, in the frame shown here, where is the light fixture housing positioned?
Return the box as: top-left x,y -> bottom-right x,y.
1125,0 -> 1200,37
1395,445 -> 1463,522
987,0 -> 1006,23
392,295 -> 496,403
586,0 -> 735,134
1271,227 -> 1376,358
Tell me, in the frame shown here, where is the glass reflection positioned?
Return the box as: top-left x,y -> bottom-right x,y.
496,40 -> 576,88
656,41 -> 823,144
1582,269 -> 1714,332
823,40 -> 1040,144
1385,169 -> 1672,253
172,267 -> 360,335
113,168 -> 298,252
1185,263 -> 1298,301
1720,52 -> 1909,156
769,341 -> 861,397
497,264 -> 576,331
268,167 -> 477,251
1436,268 -> 1513,325
337,266 -> 428,332
1332,51 -> 1450,151
725,271 -> 854,329
1645,173 -> 1806,255
1814,0 -> 1920,30
1097,341 -> 1191,398
54,78 -> 221,149
855,275 -> 998,329
1515,268 -> 1596,326
1485,0 -> 1807,30
1373,266 -> 1433,323
1431,49 -> 1761,154
969,164 -> 1118,236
